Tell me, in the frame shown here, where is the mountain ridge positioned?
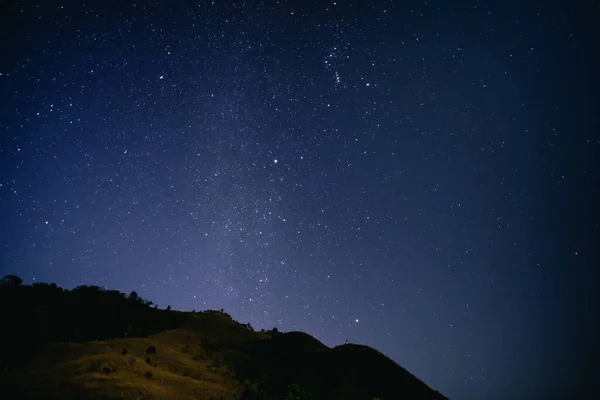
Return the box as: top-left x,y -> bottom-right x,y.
0,276 -> 449,400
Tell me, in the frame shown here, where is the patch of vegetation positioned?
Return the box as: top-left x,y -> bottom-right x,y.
286,383 -> 313,400
0,275 -> 186,371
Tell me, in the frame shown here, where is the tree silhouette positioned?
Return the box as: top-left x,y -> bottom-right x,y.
0,274 -> 23,286
128,291 -> 140,303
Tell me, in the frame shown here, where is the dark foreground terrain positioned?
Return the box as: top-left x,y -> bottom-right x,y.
0,276 -> 448,400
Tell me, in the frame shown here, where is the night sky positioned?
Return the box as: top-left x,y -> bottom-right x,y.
1,1 -> 597,399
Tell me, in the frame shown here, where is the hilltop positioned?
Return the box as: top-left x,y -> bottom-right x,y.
0,275 -> 449,400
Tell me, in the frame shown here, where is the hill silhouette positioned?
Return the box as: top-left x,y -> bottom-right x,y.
0,275 -> 449,400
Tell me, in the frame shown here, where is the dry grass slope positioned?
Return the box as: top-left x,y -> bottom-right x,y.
12,312 -> 255,400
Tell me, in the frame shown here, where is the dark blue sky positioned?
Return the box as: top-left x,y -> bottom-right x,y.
1,1 -> 597,399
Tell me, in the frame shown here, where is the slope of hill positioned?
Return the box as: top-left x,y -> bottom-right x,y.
0,277 -> 449,400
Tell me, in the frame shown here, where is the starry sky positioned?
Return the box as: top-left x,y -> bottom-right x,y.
0,1 -> 598,399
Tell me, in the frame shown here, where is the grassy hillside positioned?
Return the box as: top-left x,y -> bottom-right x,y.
0,276 -> 449,400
